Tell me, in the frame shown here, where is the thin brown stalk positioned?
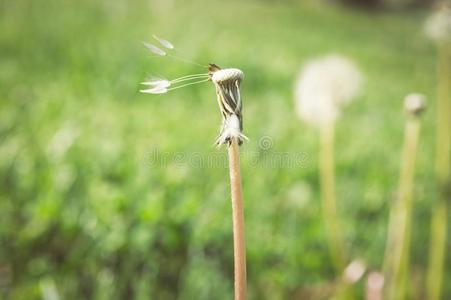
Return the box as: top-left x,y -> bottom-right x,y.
228,137 -> 247,300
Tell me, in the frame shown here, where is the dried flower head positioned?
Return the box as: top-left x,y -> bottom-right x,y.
424,3 -> 451,43
404,93 -> 427,116
209,64 -> 247,145
295,55 -> 363,126
140,36 -> 246,146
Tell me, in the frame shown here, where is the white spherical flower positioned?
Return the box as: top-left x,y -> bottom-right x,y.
424,5 -> 451,43
295,55 -> 363,126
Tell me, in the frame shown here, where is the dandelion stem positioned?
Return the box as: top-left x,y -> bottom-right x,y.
319,120 -> 347,273
427,201 -> 447,300
228,137 -> 247,300
427,42 -> 451,300
383,116 -> 421,300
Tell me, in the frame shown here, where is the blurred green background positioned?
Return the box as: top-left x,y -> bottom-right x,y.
0,0 -> 448,299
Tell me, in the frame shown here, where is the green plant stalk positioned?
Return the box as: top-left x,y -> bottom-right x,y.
427,201 -> 447,300
228,137 -> 247,300
383,117 -> 421,300
427,42 -> 451,300
319,120 -> 347,273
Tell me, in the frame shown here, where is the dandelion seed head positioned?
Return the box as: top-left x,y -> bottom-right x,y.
295,54 -> 363,126
404,93 -> 426,116
209,66 -> 246,145
424,4 -> 451,43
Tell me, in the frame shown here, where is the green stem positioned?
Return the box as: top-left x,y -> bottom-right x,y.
427,42 -> 451,300
319,121 -> 346,273
427,201 -> 447,300
383,118 -> 421,300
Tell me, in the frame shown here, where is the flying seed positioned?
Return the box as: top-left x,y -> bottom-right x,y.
141,79 -> 171,88
153,35 -> 174,49
140,86 -> 168,94
143,42 -> 166,56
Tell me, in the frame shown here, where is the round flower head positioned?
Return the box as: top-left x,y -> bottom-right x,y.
404,93 -> 426,116
424,3 -> 451,43
295,55 -> 363,126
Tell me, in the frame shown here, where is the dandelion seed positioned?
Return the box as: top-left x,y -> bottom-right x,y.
140,74 -> 211,94
143,42 -> 166,56
143,36 -> 205,67
153,34 -> 174,49
295,54 -> 363,126
140,86 -> 168,94
141,79 -> 171,88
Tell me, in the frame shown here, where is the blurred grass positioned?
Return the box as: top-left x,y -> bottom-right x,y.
0,0 -> 448,299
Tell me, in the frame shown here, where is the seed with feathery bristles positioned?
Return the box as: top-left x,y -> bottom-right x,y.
152,35 -> 174,49
141,79 -> 171,88
140,74 -> 211,94
140,86 -> 168,94
143,42 -> 166,56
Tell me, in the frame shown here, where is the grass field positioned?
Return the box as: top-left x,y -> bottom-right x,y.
0,0 -> 448,299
